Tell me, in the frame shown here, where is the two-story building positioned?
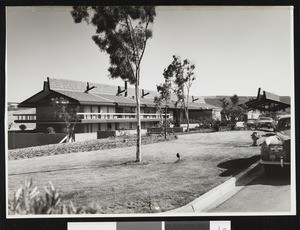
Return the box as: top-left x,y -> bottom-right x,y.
14,77 -> 218,133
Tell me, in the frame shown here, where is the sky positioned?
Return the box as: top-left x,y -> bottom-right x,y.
6,6 -> 294,102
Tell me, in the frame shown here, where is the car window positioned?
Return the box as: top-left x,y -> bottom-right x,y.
259,117 -> 273,121
277,117 -> 290,131
259,117 -> 272,121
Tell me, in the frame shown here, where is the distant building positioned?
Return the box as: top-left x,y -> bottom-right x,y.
245,88 -> 290,112
245,88 -> 291,120
14,78 -> 218,133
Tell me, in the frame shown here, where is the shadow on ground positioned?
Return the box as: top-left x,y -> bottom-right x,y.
247,168 -> 290,186
218,155 -> 261,177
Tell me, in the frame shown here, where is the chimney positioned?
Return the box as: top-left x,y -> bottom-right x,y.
125,81 -> 128,97
43,81 -> 50,91
85,82 -> 96,93
117,86 -> 126,96
257,88 -> 261,99
192,96 -> 199,103
141,89 -> 150,98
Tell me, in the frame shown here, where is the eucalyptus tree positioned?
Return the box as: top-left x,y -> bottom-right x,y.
71,6 -> 156,162
155,75 -> 172,139
169,55 -> 196,132
51,97 -> 80,142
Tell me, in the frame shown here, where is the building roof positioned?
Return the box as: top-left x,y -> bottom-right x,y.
55,90 -> 114,105
49,78 -> 119,95
19,77 -> 218,110
94,93 -> 136,106
245,88 -> 290,112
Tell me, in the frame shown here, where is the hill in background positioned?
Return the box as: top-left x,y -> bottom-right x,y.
204,96 -> 291,108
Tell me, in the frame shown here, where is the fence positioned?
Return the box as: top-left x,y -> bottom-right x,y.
8,132 -> 66,149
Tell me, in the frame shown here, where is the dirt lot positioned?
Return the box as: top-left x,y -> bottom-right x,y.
7,130 -> 266,214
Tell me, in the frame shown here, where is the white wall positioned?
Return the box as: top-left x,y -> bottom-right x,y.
108,106 -> 115,113
92,105 -> 98,113
119,122 -> 131,130
248,110 -> 261,119
83,105 -> 91,113
75,132 -> 97,142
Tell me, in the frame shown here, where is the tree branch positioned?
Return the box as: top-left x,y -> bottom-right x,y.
137,17 -> 150,69
125,16 -> 138,66
109,29 -> 136,79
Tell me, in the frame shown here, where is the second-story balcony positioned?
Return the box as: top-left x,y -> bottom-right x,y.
13,114 -> 37,123
77,112 -> 172,123
14,113 -> 172,124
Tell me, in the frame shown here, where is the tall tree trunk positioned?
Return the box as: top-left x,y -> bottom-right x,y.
185,107 -> 189,132
185,91 -> 190,133
164,106 -> 167,139
135,79 -> 142,162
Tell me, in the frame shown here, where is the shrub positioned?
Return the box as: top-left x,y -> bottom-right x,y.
19,124 -> 27,131
196,118 -> 223,132
198,118 -> 214,129
212,119 -> 221,132
9,177 -> 98,215
47,127 -> 55,134
8,123 -> 13,130
157,119 -> 171,129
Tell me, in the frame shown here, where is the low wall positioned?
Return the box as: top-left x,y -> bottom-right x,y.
96,130 -> 148,139
8,132 -> 66,149
75,133 -> 97,142
116,129 -> 147,136
179,123 -> 200,132
147,127 -> 183,134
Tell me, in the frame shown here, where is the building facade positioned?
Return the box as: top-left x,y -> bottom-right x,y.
14,78 -> 218,133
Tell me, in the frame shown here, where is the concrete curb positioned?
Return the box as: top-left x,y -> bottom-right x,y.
166,161 -> 264,213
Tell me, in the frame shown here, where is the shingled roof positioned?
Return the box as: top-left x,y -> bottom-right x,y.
20,77 -> 218,109
55,90 -> 114,105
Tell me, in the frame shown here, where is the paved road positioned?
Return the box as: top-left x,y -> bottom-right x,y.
211,170 -> 291,213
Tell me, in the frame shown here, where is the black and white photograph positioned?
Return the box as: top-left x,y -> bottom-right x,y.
5,5 -> 296,217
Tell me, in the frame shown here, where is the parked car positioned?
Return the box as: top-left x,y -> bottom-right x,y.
235,121 -> 246,130
260,115 -> 291,174
246,119 -> 256,130
255,117 -> 275,131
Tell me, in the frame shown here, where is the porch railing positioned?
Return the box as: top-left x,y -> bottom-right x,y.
13,113 -> 172,122
76,112 -> 171,120
13,114 -> 37,121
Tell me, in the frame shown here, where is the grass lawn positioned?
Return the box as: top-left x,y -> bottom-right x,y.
8,130 -> 265,214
